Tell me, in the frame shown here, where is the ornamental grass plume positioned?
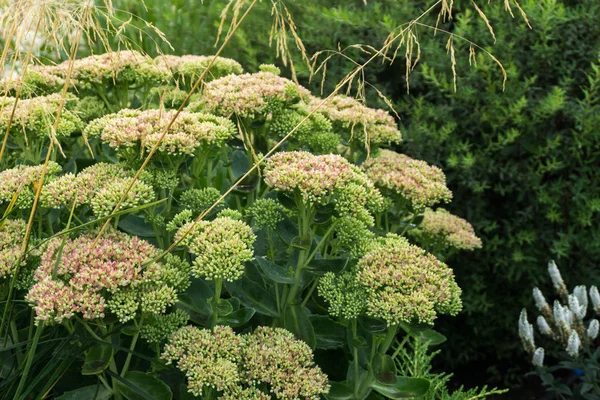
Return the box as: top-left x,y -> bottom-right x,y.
416,208 -> 482,251
162,325 -> 329,399
355,234 -> 462,326
0,94 -> 83,138
0,219 -> 27,278
202,71 -> 310,118
174,216 -> 256,281
85,109 -> 235,155
362,149 -> 452,209
263,151 -> 384,224
155,54 -> 243,83
0,162 -> 62,208
309,95 -> 402,146
26,231 -> 190,325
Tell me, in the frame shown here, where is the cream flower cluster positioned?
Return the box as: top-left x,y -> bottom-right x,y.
0,219 -> 27,278
0,162 -> 62,208
155,54 -> 243,83
175,217 -> 256,281
362,149 -> 452,209
162,325 -> 329,399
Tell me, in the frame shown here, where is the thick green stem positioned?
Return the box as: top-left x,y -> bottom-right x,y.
379,325 -> 398,355
121,315 -> 144,377
210,279 -> 223,329
13,324 -> 43,400
351,319 -> 360,397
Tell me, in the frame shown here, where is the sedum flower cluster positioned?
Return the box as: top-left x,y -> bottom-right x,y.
202,71 -> 310,118
85,109 -> 236,156
519,261 -> 600,366
416,208 -> 482,251
175,217 -> 256,281
0,94 -> 83,138
362,149 -> 452,209
156,54 -> 243,84
310,95 -> 402,146
27,50 -> 169,90
355,234 -> 462,326
26,231 -> 190,325
0,162 -> 62,209
263,151 -> 385,225
0,219 -> 27,278
162,325 -> 329,399
318,270 -> 368,320
246,198 -> 284,230
40,163 -> 155,218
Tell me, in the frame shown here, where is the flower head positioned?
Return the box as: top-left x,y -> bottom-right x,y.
362,150 -> 452,209
416,208 -> 482,251
532,348 -> 545,367
0,219 -> 27,278
566,330 -> 581,357
246,198 -> 284,230
264,151 -> 384,224
155,54 -> 243,84
175,217 -> 256,281
519,309 -> 535,353
319,271 -> 368,320
26,231 -> 190,325
202,71 -> 310,118
356,234 -> 462,326
0,162 -> 62,208
310,95 -> 402,146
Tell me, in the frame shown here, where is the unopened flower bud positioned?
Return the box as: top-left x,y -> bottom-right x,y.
548,260 -> 567,297
569,294 -> 586,320
532,347 -> 545,367
590,286 -> 600,314
533,287 -> 549,312
588,319 -> 599,340
536,316 -> 552,336
573,285 -> 588,312
566,330 -> 581,358
519,309 -> 535,353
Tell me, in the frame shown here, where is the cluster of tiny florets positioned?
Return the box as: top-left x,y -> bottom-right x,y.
246,198 -> 284,230
417,208 -> 482,251
362,149 -> 452,209
175,217 -> 256,281
356,234 -> 462,326
140,309 -> 190,344
25,231 -> 189,325
263,151 -> 384,224
40,163 -> 154,217
310,95 -> 402,145
319,271 -> 368,320
0,162 -> 62,208
0,93 -> 83,138
162,325 -> 329,399
0,219 -> 27,278
156,54 -> 243,83
202,72 -> 310,118
333,216 -> 376,258
179,187 -> 223,215
86,109 -> 236,155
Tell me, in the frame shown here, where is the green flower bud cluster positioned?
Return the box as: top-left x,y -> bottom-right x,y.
333,216 -> 376,258
416,208 -> 482,251
356,234 -> 462,326
156,55 -> 243,84
319,271 -> 368,320
246,198 -> 284,230
162,325 -> 329,399
166,210 -> 193,232
217,208 -> 243,220
75,96 -> 108,122
140,309 -> 189,344
0,162 -> 62,209
175,217 -> 256,281
179,187 -> 223,215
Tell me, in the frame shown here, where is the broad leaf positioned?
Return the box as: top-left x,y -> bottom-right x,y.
371,376 -> 431,399
306,257 -> 349,276
283,305 -> 316,349
117,371 -> 172,400
56,385 -> 112,400
82,343 -> 113,376
226,277 -> 279,317
177,278 -> 214,316
218,306 -> 256,327
324,382 -> 354,400
310,315 -> 345,349
254,257 -> 295,284
373,354 -> 397,385
419,329 -> 447,346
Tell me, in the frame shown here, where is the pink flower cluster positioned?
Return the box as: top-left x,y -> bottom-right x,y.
419,208 -> 482,250
0,219 -> 27,278
26,231 -> 186,325
86,109 -> 236,155
310,95 -> 402,145
356,234 -> 462,325
202,71 -> 310,118
155,54 -> 243,81
0,93 -> 83,137
264,151 -> 384,222
0,162 -> 62,208
362,149 -> 452,209
163,325 -> 329,399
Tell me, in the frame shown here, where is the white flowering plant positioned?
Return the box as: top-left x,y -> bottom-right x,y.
519,260 -> 600,398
